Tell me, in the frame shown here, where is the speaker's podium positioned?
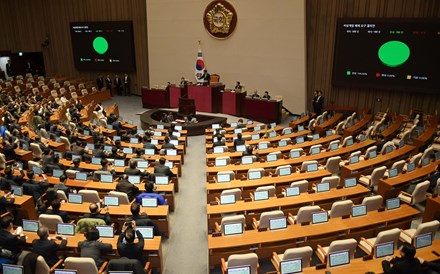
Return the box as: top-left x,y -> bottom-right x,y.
178,97 -> 196,116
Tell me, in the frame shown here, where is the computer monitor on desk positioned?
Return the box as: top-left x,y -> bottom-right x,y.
227,266 -> 250,274
280,259 -> 302,274
328,250 -> 350,267
223,223 -> 243,236
375,242 -> 394,258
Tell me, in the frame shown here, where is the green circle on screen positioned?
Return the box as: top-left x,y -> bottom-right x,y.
93,37 -> 108,55
378,41 -> 410,67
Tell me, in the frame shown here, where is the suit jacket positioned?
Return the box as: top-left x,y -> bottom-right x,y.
117,230 -> 146,265
116,180 -> 139,201
114,77 -> 121,88
78,240 -> 113,267
128,213 -> 161,236
382,257 -> 422,274
233,138 -> 246,148
82,212 -> 112,225
105,78 -> 112,89
154,165 -> 175,177
108,257 -> 145,274
32,238 -> 67,266
0,229 -> 26,256
53,183 -> 70,197
0,196 -> 14,214
161,143 -> 175,149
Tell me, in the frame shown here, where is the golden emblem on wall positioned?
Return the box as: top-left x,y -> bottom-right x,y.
203,0 -> 237,39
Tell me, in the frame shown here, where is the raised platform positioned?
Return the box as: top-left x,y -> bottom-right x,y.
140,109 -> 227,136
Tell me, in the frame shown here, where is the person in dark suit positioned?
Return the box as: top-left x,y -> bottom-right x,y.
105,74 -> 112,92
262,91 -> 271,100
5,60 -> 13,77
142,136 -> 157,151
250,90 -> 260,99
114,74 -> 122,96
0,214 -> 26,259
22,171 -> 49,203
0,192 -> 15,215
234,81 -> 242,91
124,161 -> 150,178
126,203 -> 160,236
382,243 -> 422,274
78,228 -> 113,268
68,158 -> 85,172
154,157 -> 176,177
53,175 -> 71,197
212,134 -> 225,148
116,174 -> 139,201
32,226 -> 67,266
161,136 -> 175,149
123,73 -> 130,96
312,90 -> 324,115
45,199 -> 70,223
242,145 -> 259,161
198,69 -> 211,86
233,133 -> 246,149
0,165 -> 24,190
96,74 -> 104,91
82,203 -> 112,225
117,221 -> 147,266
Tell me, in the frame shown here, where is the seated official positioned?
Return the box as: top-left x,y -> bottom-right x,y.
108,147 -> 126,160
68,158 -> 85,172
124,161 -> 150,178
22,171 -> 49,203
117,221 -> 147,266
250,90 -> 260,99
32,226 -> 67,267
135,181 -> 167,206
262,91 -> 271,100
126,203 -> 160,236
382,243 -> 422,274
234,133 -> 246,149
212,134 -> 226,148
0,165 -> 25,190
236,119 -> 246,129
82,203 -> 112,225
53,175 -> 70,197
242,145 -> 259,161
142,136 -> 157,151
131,148 -> 148,161
116,174 -> 139,201
154,157 -> 176,178
45,199 -> 70,223
92,158 -> 115,180
161,136 -> 176,150
234,81 -> 242,91
0,214 -> 26,263
263,124 -> 274,138
78,228 -> 113,268
0,192 -> 14,215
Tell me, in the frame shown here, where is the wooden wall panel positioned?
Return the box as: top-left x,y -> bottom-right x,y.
0,0 -> 148,95
306,0 -> 440,117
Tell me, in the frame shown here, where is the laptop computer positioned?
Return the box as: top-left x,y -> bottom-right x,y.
306,163 -> 318,172
72,154 -> 82,161
278,140 -> 288,147
130,138 -> 138,144
236,145 -> 246,152
415,233 -> 432,249
295,136 -> 304,144
142,197 -> 158,207
279,167 -> 291,176
68,193 -> 83,204
22,219 -> 39,232
100,174 -> 113,183
157,124 -> 164,130
123,147 -> 133,154
103,196 -> 119,206
113,136 -> 121,141
137,161 -> 149,169
258,143 -> 269,150
223,223 -> 243,236
144,149 -> 155,156
213,147 -> 223,154
227,266 -> 250,274
217,174 -> 231,183
91,157 -> 102,165
128,175 -> 141,184
248,171 -> 262,180
269,131 -> 277,138
297,125 -> 304,132
290,150 -> 300,159
326,130 -> 333,137
254,126 -> 261,131
137,129 -> 145,135
328,250 -> 350,267
136,226 -> 154,239
388,168 -> 398,178
220,194 -> 236,205
57,223 -> 75,236
234,128 -> 242,134
241,157 -> 253,165
316,182 -> 330,193
86,143 -> 95,150
406,162 -> 415,172
285,186 -> 300,197
254,190 -> 269,201
2,265 -> 24,274
166,149 -> 177,156
283,128 -> 292,135
212,124 -> 220,129
114,159 -> 125,167
215,158 -> 227,167
32,166 -> 42,175
175,125 -> 182,131
330,143 -> 339,151
349,155 -> 359,164
251,134 -> 260,140
96,225 -> 114,238
310,147 -> 320,155
267,154 -> 278,162
344,177 -> 357,188
386,198 -> 400,210
369,150 -> 377,159
54,270 -> 78,274
269,217 -> 287,230
375,242 -> 394,258
11,185 -> 23,196
280,258 -> 302,274
75,172 -> 88,181
313,133 -> 320,140
346,138 -> 354,147
155,176 -> 169,185
311,211 -> 328,224
351,205 -> 367,217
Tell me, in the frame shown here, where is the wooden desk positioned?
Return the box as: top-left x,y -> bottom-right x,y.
423,196 -> 440,222
378,159 -> 439,199
343,114 -> 372,137
14,148 -> 33,161
288,114 -> 313,129
206,169 -> 331,201
206,139 -> 376,177
142,87 -> 170,108
341,145 -> 415,180
300,240 -> 440,274
414,116 -> 437,150
46,177 -> 176,211
205,134 -> 341,161
0,191 -> 37,220
242,97 -> 282,124
206,130 -> 311,150
381,115 -> 404,139
205,126 -> 285,142
206,184 -> 370,231
315,113 -> 343,134
206,125 -> 285,135
60,202 -> 170,237
207,204 -> 419,268
24,232 -> 163,273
